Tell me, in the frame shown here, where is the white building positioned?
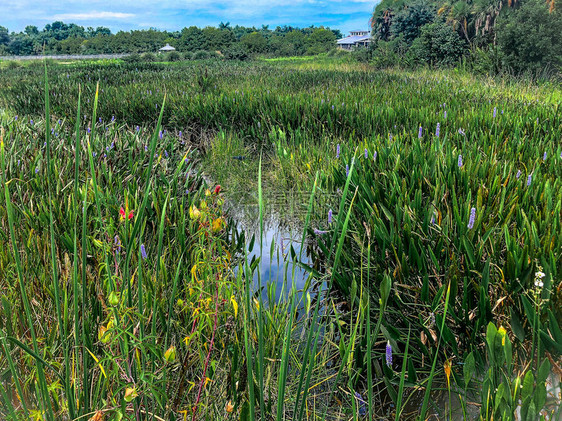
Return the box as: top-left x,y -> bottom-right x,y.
337,30 -> 372,50
159,44 -> 176,53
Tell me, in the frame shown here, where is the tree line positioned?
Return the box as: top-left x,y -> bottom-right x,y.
366,0 -> 562,74
0,22 -> 341,57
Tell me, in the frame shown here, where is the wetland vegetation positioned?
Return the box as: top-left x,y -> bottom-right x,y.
0,57 -> 560,420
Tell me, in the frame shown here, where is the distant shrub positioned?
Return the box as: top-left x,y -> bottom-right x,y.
326,48 -> 349,58
142,52 -> 157,62
183,51 -> 194,60
167,51 -> 182,62
371,40 -> 401,69
350,45 -> 375,63
192,50 -> 210,60
465,47 -> 503,75
122,53 -> 142,63
223,44 -> 249,61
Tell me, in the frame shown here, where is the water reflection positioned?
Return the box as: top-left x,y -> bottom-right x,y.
234,215 -> 311,302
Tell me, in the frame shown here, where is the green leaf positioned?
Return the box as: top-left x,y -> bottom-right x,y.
464,351 -> 475,386
486,322 -> 497,363
537,359 -> 550,384
510,309 -> 525,342
380,274 -> 392,310
521,371 -> 534,402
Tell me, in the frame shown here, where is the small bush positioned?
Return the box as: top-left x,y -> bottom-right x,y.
183,52 -> 194,60
192,50 -> 210,60
142,52 -> 157,62
167,51 -> 182,62
122,53 -> 142,63
223,44 -> 249,61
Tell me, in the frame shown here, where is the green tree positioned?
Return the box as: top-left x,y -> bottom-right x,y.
0,26 -> 10,46
410,22 -> 467,65
496,0 -> 562,73
241,31 -> 268,54
178,26 -> 206,51
391,0 -> 436,44
305,28 -> 336,54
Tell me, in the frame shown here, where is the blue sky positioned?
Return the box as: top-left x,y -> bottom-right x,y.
2,0 -> 377,34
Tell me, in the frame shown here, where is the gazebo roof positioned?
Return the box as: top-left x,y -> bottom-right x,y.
159,44 -> 176,51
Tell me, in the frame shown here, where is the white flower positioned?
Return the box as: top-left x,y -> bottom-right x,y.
535,271 -> 545,279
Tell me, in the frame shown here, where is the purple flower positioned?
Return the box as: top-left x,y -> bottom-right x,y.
386,341 -> 392,367
345,164 -> 349,178
99,117 -> 102,123
364,148 -> 368,159
458,155 -> 463,168
516,170 -> 522,179
111,115 -> 115,122
354,392 -> 366,416
92,152 -> 97,157
87,127 -> 91,133
493,107 -> 497,118
145,145 -> 148,152
135,126 -> 140,132
179,131 -> 182,138
373,151 -> 377,161
543,152 -> 547,161
159,131 -> 163,139
435,123 -> 440,138
30,120 -> 34,125
164,150 -> 169,158
328,209 -> 333,225
313,229 -> 329,235
336,143 -> 340,159
114,236 -> 121,253
418,126 -> 423,138
35,167 -> 39,174
331,105 -> 335,110
430,212 -> 436,224
527,174 -> 532,187
14,115 -> 18,121
458,128 -> 465,136
444,110 -> 447,119
468,207 -> 476,229
141,244 -> 147,260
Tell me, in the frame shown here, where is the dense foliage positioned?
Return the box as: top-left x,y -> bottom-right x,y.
0,58 -> 560,420
370,0 -> 562,74
0,22 -> 339,58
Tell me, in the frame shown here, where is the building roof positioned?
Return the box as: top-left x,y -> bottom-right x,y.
337,35 -> 372,45
159,44 -> 176,51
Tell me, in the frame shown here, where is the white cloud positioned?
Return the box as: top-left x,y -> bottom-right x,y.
52,11 -> 135,20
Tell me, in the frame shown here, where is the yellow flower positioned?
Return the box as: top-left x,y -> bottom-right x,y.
225,401 -> 234,413
444,358 -> 452,389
